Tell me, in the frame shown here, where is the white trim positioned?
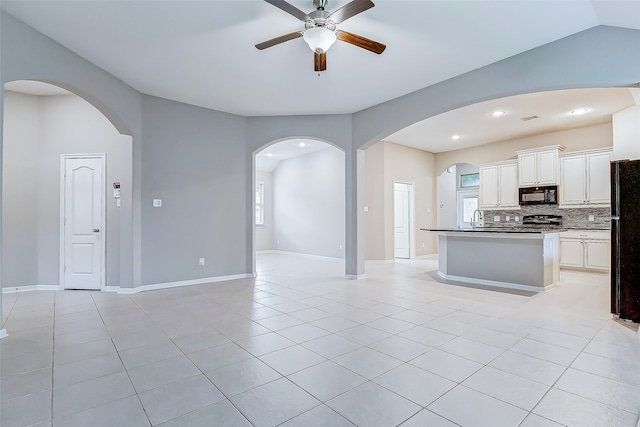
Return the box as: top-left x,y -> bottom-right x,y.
116,273 -> 254,294
256,250 -> 278,254
60,153 -> 107,291
413,254 -> 437,260
2,285 -> 60,294
104,286 -> 121,293
0,329 -> 8,339
345,274 -> 366,280
437,272 -> 555,293
259,250 -> 343,262
366,259 -> 395,264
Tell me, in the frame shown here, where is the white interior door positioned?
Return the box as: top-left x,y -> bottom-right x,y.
62,155 -> 105,290
394,182 -> 411,259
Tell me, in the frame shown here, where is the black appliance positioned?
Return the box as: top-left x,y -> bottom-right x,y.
519,185 -> 558,205
611,160 -> 640,323
522,214 -> 562,227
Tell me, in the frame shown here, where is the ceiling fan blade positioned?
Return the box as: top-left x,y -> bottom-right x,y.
314,52 -> 327,72
328,0 -> 374,24
336,30 -> 386,54
256,31 -> 303,50
264,0 -> 309,21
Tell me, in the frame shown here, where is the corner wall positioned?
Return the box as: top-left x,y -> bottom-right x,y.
273,148 -> 345,259
365,141 -> 437,261
140,95 -> 249,285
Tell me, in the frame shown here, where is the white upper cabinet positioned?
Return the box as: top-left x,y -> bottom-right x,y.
560,148 -> 612,206
516,146 -> 564,187
479,160 -> 519,209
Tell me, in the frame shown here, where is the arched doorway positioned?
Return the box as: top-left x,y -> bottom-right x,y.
253,138 -> 346,281
2,80 -> 133,294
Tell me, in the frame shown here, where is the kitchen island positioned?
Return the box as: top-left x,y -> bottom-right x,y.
423,228 -> 564,292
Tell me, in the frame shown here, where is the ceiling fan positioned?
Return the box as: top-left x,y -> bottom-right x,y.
256,0 -> 386,72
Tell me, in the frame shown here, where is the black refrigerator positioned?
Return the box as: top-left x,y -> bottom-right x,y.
611,159 -> 640,323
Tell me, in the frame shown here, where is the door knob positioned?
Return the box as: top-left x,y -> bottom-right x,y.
93,228 -> 100,233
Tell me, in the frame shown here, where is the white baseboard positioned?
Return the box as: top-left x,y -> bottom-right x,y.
437,272 -> 552,293
104,286 -> 121,293
0,329 -> 7,339
260,250 -> 343,262
414,254 -> 437,260
365,259 -> 394,264
117,273 -> 255,295
345,274 -> 366,280
2,285 -> 59,294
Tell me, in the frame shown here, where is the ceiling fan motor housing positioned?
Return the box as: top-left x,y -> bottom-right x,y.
305,10 -> 336,31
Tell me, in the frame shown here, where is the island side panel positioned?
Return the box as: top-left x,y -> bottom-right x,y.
442,234 -> 545,287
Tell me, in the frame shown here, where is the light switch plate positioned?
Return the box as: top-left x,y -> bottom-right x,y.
506,215 -> 510,221
589,215 -> 595,221
494,216 -> 500,222
153,199 -> 162,207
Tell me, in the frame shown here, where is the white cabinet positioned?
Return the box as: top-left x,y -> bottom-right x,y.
516,146 -> 564,187
479,161 -> 519,209
560,148 -> 612,206
560,230 -> 610,271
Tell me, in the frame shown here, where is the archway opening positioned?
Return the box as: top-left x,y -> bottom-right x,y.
2,80 -> 133,298
253,138 -> 346,282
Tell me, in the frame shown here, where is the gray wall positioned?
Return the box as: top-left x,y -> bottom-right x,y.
140,95 -> 248,285
2,92 -> 39,288
1,4 -> 639,320
273,147 -> 345,259
2,91 -> 127,288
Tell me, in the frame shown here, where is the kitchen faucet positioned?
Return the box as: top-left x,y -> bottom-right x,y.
471,209 -> 484,228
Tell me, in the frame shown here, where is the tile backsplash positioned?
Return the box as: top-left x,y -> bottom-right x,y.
483,205 -> 610,229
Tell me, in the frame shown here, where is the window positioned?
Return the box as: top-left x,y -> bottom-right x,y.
460,172 -> 480,188
255,181 -> 264,226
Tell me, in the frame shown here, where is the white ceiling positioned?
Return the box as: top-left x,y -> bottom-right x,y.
256,139 -> 333,172
384,87 -> 639,153
3,0 -> 640,118
3,1 -> 639,164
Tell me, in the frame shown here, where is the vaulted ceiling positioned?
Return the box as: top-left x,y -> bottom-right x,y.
2,1 -> 639,155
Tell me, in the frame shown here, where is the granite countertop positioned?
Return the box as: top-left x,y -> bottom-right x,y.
422,227 -> 568,234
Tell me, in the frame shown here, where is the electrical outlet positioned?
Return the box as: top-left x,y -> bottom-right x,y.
152,199 -> 162,207
422,243 -> 425,248
588,215 -> 595,222
199,258 -> 205,266
339,244 -> 343,250
515,216 -> 520,222
494,216 -> 500,222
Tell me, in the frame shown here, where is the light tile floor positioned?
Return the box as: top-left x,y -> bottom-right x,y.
1,253 -> 640,427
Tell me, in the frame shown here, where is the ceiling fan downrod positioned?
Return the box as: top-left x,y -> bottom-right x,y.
313,0 -> 329,11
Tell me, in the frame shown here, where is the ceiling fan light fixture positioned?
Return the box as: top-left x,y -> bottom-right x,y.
303,26 -> 337,53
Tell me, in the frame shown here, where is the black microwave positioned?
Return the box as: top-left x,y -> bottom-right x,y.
519,185 -> 558,205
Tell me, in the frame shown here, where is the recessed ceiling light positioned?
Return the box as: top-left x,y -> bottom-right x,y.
266,153 -> 273,157
299,142 -> 306,147
491,110 -> 506,117
570,108 -> 589,116
451,135 -> 461,140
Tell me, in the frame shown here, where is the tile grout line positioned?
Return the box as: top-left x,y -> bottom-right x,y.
93,291 -> 154,427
